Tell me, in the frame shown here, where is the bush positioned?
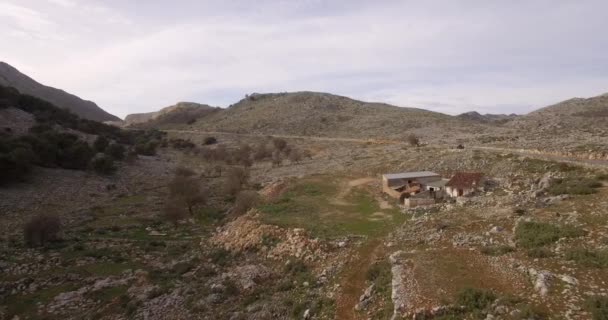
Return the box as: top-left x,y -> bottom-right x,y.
169,138 -> 195,150
272,138 -> 287,151
288,149 -> 302,164
24,214 -> 62,247
406,134 -> 420,147
565,248 -> 608,268
527,247 -> 554,258
203,136 -> 217,145
135,141 -> 159,156
168,171 -> 206,215
456,288 -> 496,311
515,221 -> 585,248
223,167 -> 249,197
0,138 -> 35,184
587,296 -> 608,320
91,155 -> 116,175
163,199 -> 187,227
93,136 -> 109,152
105,143 -> 125,160
480,245 -> 515,256
233,190 -> 259,214
546,177 -> 602,196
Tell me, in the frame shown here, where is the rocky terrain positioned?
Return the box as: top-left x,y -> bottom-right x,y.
2,127 -> 607,319
123,102 -> 220,128
0,62 -> 118,122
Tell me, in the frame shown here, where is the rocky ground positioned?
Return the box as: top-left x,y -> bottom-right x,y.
1,132 -> 607,319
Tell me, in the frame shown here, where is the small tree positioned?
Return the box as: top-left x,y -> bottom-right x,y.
406,134 -> 420,147
168,175 -> 206,215
233,190 -> 259,214
253,142 -> 270,161
24,214 -> 61,247
223,167 -> 249,197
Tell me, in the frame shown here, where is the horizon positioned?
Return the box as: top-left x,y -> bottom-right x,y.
2,1 -> 608,118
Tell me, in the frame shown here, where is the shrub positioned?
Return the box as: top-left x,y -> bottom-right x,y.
546,177 -> 602,196
105,143 -> 125,160
288,149 -> 302,164
233,190 -> 259,214
174,166 -> 196,177
169,138 -> 195,150
406,134 -> 420,147
527,247 -> 554,258
135,141 -> 159,156
271,150 -> 283,167
565,248 -> 608,268
223,167 -> 249,197
456,288 -> 496,311
209,248 -> 231,266
272,138 -> 287,151
163,200 -> 187,227
93,136 -> 109,152
203,136 -> 217,145
91,155 -> 116,175
253,142 -> 270,161
24,214 -> 62,247
587,296 -> 608,320
515,221 -> 585,248
480,245 -> 515,256
168,174 -> 206,215
0,139 -> 34,184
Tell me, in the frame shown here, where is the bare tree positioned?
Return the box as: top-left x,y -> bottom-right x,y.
253,142 -> 270,161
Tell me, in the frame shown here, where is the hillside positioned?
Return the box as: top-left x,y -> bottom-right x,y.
125,102 -> 220,128
0,62 -> 119,122
457,111 -> 519,123
186,92 -> 491,141
510,94 -> 608,132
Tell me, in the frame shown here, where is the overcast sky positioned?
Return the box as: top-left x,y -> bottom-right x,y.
1,0 -> 607,118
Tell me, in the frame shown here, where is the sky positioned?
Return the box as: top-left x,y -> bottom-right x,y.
1,0 -> 608,119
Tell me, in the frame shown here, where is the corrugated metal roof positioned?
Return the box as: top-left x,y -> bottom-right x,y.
382,171 -> 440,180
426,179 -> 448,188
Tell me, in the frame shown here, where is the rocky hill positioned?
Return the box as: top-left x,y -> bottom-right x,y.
457,111 -> 519,123
509,94 -> 608,135
125,102 -> 220,128
0,62 -> 119,122
185,92 -> 492,141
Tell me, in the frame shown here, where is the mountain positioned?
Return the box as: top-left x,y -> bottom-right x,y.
0,62 -> 119,122
508,94 -> 608,134
187,92 -> 491,140
125,102 -> 220,128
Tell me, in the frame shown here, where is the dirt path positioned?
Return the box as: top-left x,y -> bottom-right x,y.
335,239 -> 386,320
331,177 -> 376,206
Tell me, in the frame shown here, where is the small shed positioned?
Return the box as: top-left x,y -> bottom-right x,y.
445,172 -> 484,197
382,171 -> 441,199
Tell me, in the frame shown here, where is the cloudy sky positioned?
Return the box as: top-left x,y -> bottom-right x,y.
1,0 -> 607,118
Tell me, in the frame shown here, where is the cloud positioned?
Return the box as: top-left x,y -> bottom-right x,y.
2,0 -> 608,118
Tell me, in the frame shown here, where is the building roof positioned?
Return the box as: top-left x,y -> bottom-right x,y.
382,171 -> 440,180
445,172 -> 484,189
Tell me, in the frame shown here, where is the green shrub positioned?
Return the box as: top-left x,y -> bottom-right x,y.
93,136 -> 109,152
565,248 -> 608,268
456,288 -> 496,311
526,247 -> 554,259
203,136 -> 217,145
105,143 -> 125,160
587,296 -> 608,320
91,155 -> 116,175
515,221 -> 585,248
547,177 -> 602,196
0,138 -> 34,184
209,248 -> 231,266
480,245 -> 515,256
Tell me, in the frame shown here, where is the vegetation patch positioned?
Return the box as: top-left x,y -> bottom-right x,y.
587,296 -> 608,320
565,248 -> 608,268
515,221 -> 585,248
479,245 -> 515,256
546,177 -> 603,196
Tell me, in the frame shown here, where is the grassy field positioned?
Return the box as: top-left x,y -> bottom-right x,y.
257,176 -> 406,239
